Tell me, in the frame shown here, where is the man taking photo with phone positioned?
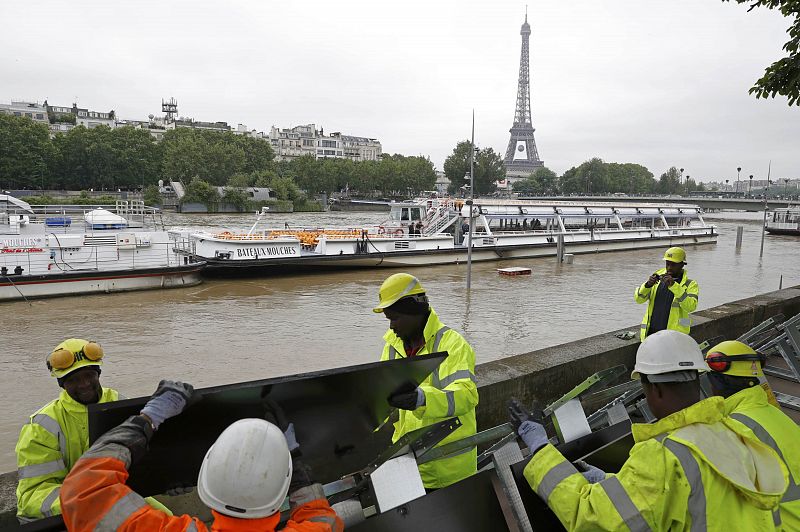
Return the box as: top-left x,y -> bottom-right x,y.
635,247 -> 699,340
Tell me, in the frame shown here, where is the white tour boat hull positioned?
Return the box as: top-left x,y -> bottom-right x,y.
2,196 -> 207,302
180,199 -> 718,274
0,264 -> 204,301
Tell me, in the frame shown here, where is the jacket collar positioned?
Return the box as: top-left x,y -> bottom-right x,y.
57,387 -> 110,415
632,396 -> 724,443
722,385 -> 768,416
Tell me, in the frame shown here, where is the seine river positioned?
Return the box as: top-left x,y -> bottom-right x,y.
1,210 -> 797,470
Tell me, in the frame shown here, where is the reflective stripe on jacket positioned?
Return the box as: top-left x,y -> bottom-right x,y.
60,416 -> 343,531
15,387 -> 119,520
634,268 -> 699,341
380,308 -> 479,489
524,397 -> 787,531
724,386 -> 800,531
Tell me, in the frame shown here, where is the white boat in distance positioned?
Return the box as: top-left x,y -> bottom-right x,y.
0,195 -> 205,302
765,206 -> 800,236
173,198 -> 717,273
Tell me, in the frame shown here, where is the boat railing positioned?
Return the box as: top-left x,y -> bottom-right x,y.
423,210 -> 457,236
20,202 -> 164,231
0,241 -> 195,275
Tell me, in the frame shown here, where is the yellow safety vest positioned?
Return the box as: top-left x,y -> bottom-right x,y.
380,308 -> 478,489
15,388 -> 171,521
724,386 -> 800,531
524,397 -> 788,531
634,268 -> 699,341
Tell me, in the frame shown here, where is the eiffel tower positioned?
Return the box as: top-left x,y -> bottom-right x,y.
504,13 -> 543,179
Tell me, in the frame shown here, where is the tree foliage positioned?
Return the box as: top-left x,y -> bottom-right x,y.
0,114 -> 55,190
512,167 -> 559,195
182,177 -> 220,205
724,0 -> 800,105
444,141 -> 506,195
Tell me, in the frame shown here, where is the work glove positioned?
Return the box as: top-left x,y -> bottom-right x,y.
508,398 -> 548,454
140,380 -> 195,430
263,397 -> 299,453
575,460 -> 606,483
388,381 -> 425,411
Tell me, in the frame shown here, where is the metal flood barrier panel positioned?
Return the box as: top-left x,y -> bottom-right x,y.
350,470 -> 512,532
88,353 -> 447,496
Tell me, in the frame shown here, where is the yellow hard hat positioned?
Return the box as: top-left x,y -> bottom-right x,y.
705,340 -> 766,378
372,273 -> 426,313
47,338 -> 104,379
663,247 -> 686,264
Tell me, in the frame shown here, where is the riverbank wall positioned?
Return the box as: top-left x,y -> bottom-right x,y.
2,284 -> 799,526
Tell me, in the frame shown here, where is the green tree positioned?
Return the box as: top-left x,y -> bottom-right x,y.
268,175 -> 304,202
227,173 -> 252,188
221,187 -> 250,210
513,166 -> 559,195
0,115 -> 55,190
559,158 -> 607,194
444,141 -> 473,194
724,0 -> 800,105
605,163 -> 655,194
143,184 -> 161,206
444,141 -> 505,195
182,176 -> 220,206
656,166 -> 683,194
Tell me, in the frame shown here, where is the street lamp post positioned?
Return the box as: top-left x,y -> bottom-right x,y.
680,168 -> 684,196
736,167 -> 741,195
725,179 -> 730,193
784,178 -> 790,197
749,175 -> 754,197
685,175 -> 690,196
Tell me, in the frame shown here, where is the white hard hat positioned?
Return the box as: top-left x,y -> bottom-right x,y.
632,330 -> 708,382
197,419 -> 292,519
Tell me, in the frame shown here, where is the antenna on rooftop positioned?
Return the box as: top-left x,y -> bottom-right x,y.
162,97 -> 178,123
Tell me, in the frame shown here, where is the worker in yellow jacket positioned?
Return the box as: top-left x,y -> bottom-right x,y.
511,330 -> 788,531
374,273 -> 478,489
634,246 -> 699,340
15,338 -> 170,522
706,340 -> 800,530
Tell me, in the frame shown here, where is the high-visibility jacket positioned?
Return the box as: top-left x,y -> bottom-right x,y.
724,386 -> 800,531
634,267 -> 699,340
524,396 -> 788,531
15,387 -> 119,520
15,387 -> 170,521
380,308 -> 479,489
60,415 -> 343,532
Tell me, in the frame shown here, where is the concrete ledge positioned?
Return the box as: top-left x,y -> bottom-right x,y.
473,285 -> 800,431
2,285 -> 799,524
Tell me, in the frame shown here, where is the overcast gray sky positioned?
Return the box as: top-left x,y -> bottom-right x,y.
2,1 -> 798,182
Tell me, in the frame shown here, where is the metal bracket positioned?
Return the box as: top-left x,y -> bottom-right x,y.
542,365 -> 627,417
774,391 -> 800,412
362,417 -> 461,475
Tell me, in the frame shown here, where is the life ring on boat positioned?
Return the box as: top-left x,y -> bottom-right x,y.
220,231 -> 233,239
377,226 -> 386,235
394,229 -> 404,237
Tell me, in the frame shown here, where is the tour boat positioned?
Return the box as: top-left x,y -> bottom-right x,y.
765,207 -> 800,236
0,195 -> 205,302
172,198 -> 717,274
